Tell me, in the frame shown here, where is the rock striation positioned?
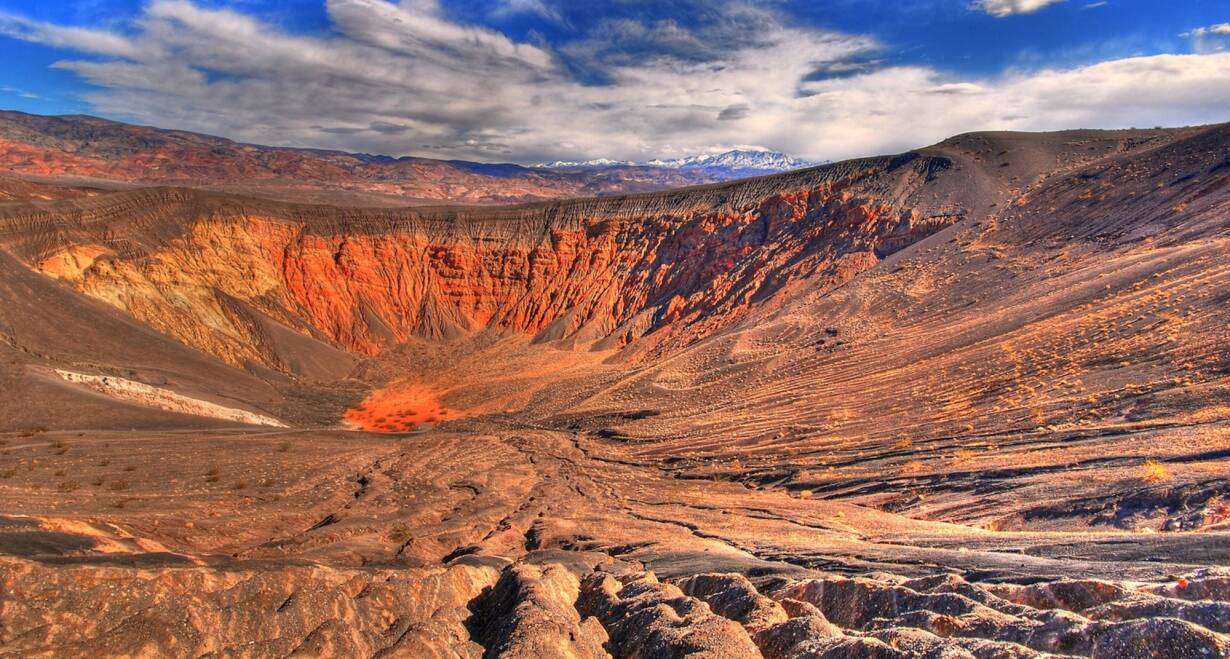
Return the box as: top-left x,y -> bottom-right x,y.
1,125 -> 1171,373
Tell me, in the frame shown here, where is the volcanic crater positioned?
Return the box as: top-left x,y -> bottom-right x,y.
1,120 -> 1229,658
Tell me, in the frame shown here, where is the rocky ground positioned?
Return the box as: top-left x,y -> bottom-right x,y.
1,426 -> 1229,657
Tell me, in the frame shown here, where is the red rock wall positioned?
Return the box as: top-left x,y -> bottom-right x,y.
5,156 -> 966,370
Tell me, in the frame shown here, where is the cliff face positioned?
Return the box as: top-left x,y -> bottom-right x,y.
0,126 -> 1185,373
0,156 -> 957,371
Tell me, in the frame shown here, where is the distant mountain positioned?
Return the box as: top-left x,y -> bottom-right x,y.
541,149 -> 822,180
0,111 -> 720,205
541,157 -> 638,168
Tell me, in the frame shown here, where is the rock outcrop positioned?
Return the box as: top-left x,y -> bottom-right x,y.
13,557 -> 1226,658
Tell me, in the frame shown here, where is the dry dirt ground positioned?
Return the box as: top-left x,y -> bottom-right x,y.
1,124 -> 1229,657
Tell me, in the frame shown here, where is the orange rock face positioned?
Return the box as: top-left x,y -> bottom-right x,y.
9,125 -> 1173,377
8,157 -> 961,372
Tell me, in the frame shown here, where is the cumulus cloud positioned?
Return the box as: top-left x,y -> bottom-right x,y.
3,0 -> 1230,164
791,54 -> 1230,159
977,0 -> 1066,18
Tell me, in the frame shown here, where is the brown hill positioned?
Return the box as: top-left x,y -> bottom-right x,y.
0,123 -> 1228,657
0,110 -> 727,205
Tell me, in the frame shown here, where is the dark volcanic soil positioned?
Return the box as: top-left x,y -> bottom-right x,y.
0,123 -> 1229,658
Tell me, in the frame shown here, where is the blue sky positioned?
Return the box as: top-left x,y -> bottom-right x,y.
0,0 -> 1227,163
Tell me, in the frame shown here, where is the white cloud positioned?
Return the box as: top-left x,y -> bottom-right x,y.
5,0 -> 1230,164
792,54 -> 1230,159
490,0 -> 565,25
977,0 -> 1066,18
1183,23 -> 1230,38
0,10 -> 141,58
1182,22 -> 1230,54
1,85 -> 41,100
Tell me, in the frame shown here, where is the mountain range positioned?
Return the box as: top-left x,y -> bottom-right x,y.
540,149 -> 821,178
0,111 -> 814,206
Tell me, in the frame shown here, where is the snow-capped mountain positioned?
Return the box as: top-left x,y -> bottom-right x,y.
538,149 -> 821,180
540,157 -> 638,168
647,150 -> 818,173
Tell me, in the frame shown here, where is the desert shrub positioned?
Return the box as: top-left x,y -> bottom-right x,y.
902,460 -> 926,474
386,526 -> 412,545
952,449 -> 977,465
1141,459 -> 1171,483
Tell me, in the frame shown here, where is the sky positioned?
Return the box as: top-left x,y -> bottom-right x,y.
0,0 -> 1227,164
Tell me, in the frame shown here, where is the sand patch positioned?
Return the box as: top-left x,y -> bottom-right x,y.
344,381 -> 461,432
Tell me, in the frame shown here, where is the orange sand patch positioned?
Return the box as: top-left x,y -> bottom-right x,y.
343,382 -> 461,433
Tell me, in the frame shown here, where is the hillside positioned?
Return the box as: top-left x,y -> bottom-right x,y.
0,123 -> 1228,657
0,111 -> 787,206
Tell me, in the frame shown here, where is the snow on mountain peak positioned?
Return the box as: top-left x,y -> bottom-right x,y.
537,149 -> 820,178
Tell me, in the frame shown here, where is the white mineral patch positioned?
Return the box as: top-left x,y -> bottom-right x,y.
54,369 -> 287,427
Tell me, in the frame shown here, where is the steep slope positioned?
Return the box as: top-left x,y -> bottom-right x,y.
0,247 -> 360,431
538,122 -> 1230,534
0,127 -> 1181,377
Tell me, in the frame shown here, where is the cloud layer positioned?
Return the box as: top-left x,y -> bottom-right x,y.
2,0 -> 1229,164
